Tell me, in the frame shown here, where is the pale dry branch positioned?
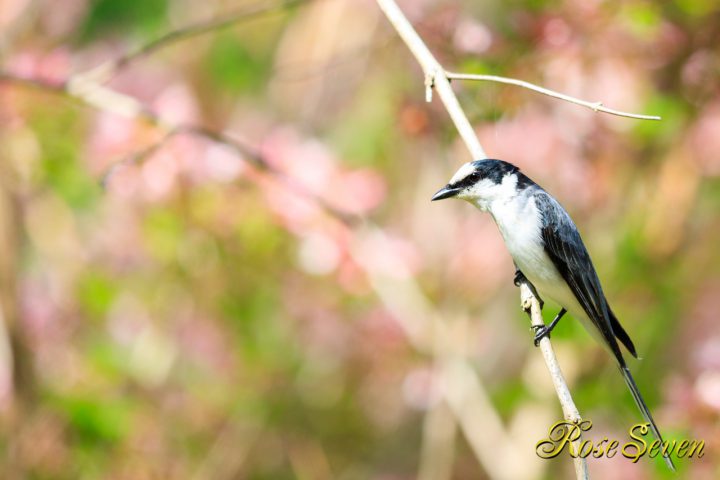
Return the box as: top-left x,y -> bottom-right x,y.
376,0 -> 590,478
374,0 -> 485,158
446,72 -> 660,121
520,284 -> 588,479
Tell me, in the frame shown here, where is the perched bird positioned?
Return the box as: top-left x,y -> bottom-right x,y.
432,159 -> 674,471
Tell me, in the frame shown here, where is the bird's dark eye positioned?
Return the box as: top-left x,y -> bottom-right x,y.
454,171 -> 481,188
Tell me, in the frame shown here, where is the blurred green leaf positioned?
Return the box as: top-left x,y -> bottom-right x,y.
329,79 -> 396,166
632,94 -> 690,144
673,0 -> 718,17
32,109 -> 101,209
205,34 -> 270,93
622,2 -> 662,37
490,379 -> 529,419
77,271 -> 117,318
143,208 -> 184,262
80,0 -> 168,40
56,394 -> 131,446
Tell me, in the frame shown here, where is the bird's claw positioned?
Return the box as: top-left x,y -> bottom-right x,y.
531,325 -> 551,346
514,270 -> 544,309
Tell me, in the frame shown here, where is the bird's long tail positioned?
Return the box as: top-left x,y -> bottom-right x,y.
619,365 -> 676,471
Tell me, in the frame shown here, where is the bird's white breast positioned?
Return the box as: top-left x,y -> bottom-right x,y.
466,178 -> 605,344
478,191 -> 591,330
488,193 -> 557,283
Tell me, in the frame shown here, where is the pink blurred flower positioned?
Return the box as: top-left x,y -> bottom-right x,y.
336,259 -> 371,295
695,371 -> 720,411
694,336 -> 720,372
688,101 -> 720,176
542,17 -> 572,48
141,150 -> 178,201
402,366 -> 441,410
326,168 -> 386,214
297,231 -> 342,275
153,83 -> 200,125
356,307 -> 407,354
353,230 -> 422,278
262,126 -> 385,214
105,163 -> 141,199
448,216 -> 512,297
587,60 -> 644,122
86,112 -> 159,175
477,109 -> 561,171
682,50 -> 714,87
262,179 -> 324,234
203,143 -> 246,183
6,48 -> 71,83
453,18 -> 493,54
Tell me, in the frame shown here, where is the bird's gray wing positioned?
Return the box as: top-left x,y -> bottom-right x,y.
534,191 -> 626,364
533,192 -> 669,468
535,194 -> 675,471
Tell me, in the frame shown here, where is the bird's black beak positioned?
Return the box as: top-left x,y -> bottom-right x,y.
431,185 -> 461,201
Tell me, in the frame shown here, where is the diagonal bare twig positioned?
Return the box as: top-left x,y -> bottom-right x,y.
374,0 -> 486,158
520,283 -> 586,480
446,72 -> 661,121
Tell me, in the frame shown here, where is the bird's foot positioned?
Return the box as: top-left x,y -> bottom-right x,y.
531,325 -> 551,346
514,269 -> 544,309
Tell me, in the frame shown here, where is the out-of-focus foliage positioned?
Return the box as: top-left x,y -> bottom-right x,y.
80,0 -> 169,40
0,0 -> 719,479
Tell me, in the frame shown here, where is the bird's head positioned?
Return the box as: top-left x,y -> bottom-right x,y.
431,159 -> 529,210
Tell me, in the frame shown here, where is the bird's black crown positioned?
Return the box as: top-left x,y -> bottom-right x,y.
449,159 -> 532,190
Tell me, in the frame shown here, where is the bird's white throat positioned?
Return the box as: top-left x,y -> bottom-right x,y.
462,173 -> 521,212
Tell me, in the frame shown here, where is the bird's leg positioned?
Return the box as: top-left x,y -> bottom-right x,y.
532,308 -> 567,346
513,268 -> 544,308
512,268 -> 525,286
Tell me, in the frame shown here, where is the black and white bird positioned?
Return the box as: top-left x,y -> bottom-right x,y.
432,159 -> 674,471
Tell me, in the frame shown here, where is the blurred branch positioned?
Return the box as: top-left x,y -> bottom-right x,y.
78,0 -> 307,84
376,0 -> 589,478
445,72 -> 661,121
0,72 -> 65,93
0,71 -> 357,226
192,415 -> 264,480
418,399 -> 456,480
100,129 -> 181,188
0,72 -> 160,124
352,231 -> 541,480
